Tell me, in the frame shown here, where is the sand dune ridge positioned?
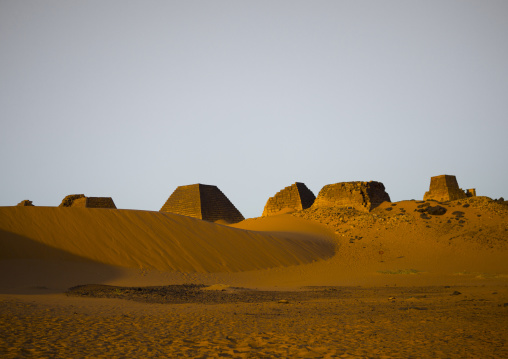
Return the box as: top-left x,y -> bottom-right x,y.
0,207 -> 335,273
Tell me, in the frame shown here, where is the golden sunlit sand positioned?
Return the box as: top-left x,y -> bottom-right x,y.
1,196 -> 507,358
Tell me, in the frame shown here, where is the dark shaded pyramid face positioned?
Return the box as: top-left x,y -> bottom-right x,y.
160,184 -> 244,224
81,197 -> 117,209
295,182 -> 317,209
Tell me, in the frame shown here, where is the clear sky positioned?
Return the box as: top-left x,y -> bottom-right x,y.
1,1 -> 507,218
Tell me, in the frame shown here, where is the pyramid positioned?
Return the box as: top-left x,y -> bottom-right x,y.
262,182 -> 316,216
312,181 -> 390,212
423,175 -> 468,201
160,184 -> 245,224
59,194 -> 117,209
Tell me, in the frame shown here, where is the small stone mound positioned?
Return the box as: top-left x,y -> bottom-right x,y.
59,194 -> 85,207
16,200 -> 34,206
312,181 -> 390,212
262,182 -> 315,217
459,197 -> 508,215
492,197 -> 508,206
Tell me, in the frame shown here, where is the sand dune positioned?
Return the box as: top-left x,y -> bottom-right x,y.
0,207 -> 334,274
1,197 -> 507,292
197,197 -> 508,289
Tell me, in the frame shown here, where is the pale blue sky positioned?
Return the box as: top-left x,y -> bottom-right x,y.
1,1 -> 507,218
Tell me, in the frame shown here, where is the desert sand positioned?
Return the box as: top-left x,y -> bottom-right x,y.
1,196 -> 507,358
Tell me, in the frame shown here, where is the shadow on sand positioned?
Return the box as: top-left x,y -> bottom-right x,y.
0,229 -> 125,294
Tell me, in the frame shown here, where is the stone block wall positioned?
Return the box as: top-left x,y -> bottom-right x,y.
262,182 -> 316,216
312,181 -> 391,212
160,184 -> 245,224
81,197 -> 117,209
423,175 -> 467,201
160,184 -> 202,218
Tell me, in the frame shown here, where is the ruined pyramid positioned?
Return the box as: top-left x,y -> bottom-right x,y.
59,194 -> 117,208
262,182 -> 316,216
312,181 -> 391,212
423,174 -> 471,201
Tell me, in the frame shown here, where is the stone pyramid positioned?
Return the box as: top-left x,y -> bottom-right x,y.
423,175 -> 468,201
160,184 -> 245,224
262,182 -> 316,216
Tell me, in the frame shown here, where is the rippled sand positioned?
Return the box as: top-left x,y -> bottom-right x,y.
1,286 -> 507,358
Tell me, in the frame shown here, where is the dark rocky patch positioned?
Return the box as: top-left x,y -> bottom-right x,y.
66,284 -> 353,305
426,205 -> 447,215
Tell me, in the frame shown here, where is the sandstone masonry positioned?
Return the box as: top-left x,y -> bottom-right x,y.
160,184 -> 245,224
59,194 -> 85,207
423,175 -> 469,201
312,181 -> 391,212
59,194 -> 116,208
466,188 -> 477,197
72,197 -> 117,209
262,182 -> 316,216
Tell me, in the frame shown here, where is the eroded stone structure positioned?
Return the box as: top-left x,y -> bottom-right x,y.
16,200 -> 34,206
59,194 -> 116,208
423,175 -> 468,202
160,184 -> 244,224
312,181 -> 391,212
59,194 -> 85,207
262,182 -> 315,216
